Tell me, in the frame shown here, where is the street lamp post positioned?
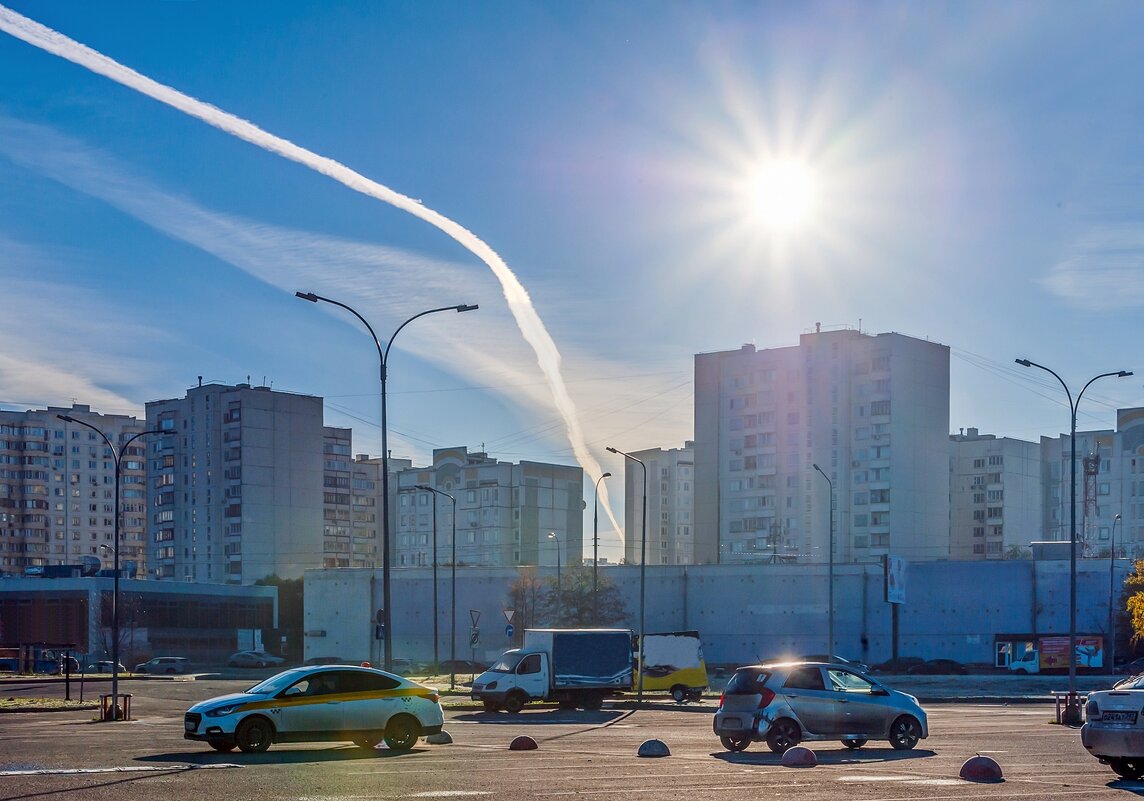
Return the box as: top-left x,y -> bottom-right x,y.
592,472 -> 611,624
1110,513 -> 1123,672
606,446 -> 647,705
547,531 -> 561,598
57,414 -> 163,721
1015,358 -> 1132,724
297,291 -> 477,670
423,486 -> 439,670
813,464 -> 835,659
417,485 -> 457,689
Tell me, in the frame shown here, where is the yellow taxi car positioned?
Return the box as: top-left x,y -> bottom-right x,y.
184,664 -> 444,753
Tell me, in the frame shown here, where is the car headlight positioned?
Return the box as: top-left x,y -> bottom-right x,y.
206,703 -> 245,717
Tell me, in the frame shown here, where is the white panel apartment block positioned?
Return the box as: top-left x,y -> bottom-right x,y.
694,328 -> 950,565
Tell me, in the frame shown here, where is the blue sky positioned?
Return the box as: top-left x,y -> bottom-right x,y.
2,2 -> 1143,561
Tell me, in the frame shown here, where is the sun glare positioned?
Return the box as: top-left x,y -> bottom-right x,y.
747,160 -> 818,230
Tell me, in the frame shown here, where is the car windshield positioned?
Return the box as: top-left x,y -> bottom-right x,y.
489,652 -> 524,673
245,669 -> 306,695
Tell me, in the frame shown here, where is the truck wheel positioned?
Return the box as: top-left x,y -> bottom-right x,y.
581,692 -> 604,711
504,691 -> 527,714
671,685 -> 687,703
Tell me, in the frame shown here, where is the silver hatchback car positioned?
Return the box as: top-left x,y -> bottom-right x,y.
713,660 -> 928,753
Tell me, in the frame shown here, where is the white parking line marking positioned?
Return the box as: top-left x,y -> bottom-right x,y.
0,764 -> 240,777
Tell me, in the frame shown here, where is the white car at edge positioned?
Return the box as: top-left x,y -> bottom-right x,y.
184,664 -> 444,753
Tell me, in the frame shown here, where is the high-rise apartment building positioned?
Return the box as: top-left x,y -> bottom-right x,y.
146,383 -> 326,583
949,428 -> 1041,559
395,447 -> 583,568
694,328 -> 950,565
0,405 -> 147,575
1037,406 -> 1144,560
620,443 -> 695,565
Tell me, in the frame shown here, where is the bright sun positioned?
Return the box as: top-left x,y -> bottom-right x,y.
747,160 -> 818,230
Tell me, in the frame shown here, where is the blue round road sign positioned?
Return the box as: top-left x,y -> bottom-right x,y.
505,624 -> 515,638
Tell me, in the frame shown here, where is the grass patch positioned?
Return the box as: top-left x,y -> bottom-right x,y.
0,697 -> 99,713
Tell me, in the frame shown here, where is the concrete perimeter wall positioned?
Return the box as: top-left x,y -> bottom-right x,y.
304,560 -> 1128,668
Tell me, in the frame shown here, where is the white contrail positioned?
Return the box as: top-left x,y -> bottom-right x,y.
0,5 -> 625,539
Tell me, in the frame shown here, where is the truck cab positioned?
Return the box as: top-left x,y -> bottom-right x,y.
1008,648 -> 1040,674
472,649 -> 550,713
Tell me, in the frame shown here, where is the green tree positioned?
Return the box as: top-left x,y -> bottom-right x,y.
540,566 -> 628,628
507,567 -> 545,635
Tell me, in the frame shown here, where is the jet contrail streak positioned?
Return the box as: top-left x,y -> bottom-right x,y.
0,5 -> 624,540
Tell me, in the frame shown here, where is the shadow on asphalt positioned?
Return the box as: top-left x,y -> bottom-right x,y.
712,747 -> 937,765
136,745 -> 431,766
453,709 -> 624,725
1108,779 -> 1144,795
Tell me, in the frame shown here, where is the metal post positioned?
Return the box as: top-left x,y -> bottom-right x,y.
813,464 -> 834,658
1110,514 -> 1122,672
430,487 -> 438,670
418,485 -> 456,689
593,472 -> 610,624
607,447 -> 647,705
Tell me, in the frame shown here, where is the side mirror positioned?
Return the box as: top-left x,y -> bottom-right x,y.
871,686 -> 890,696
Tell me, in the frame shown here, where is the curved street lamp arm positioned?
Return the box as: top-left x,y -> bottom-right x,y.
384,304 -> 479,367
1015,359 -> 1074,414
296,291 -> 384,367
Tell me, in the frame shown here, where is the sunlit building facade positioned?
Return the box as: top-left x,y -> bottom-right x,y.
395,447 -> 583,569
694,327 -> 951,565
0,404 -> 147,576
620,443 -> 695,565
949,428 -> 1041,559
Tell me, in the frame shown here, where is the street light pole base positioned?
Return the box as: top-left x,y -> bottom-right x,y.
1063,693 -> 1083,727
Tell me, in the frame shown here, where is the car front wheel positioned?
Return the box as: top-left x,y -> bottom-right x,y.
765,718 -> 801,754
1110,758 -> 1144,780
235,717 -> 274,753
384,715 -> 420,751
889,715 -> 921,750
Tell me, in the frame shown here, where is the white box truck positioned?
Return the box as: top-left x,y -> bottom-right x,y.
471,628 -> 633,713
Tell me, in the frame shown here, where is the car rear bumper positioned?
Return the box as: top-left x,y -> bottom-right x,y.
1081,723 -> 1144,758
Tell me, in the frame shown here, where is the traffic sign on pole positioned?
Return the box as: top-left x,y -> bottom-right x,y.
470,626 -> 480,646
505,624 -> 514,639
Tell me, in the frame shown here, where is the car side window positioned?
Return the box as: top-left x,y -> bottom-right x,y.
784,667 -> 826,691
518,654 -> 541,675
828,668 -> 875,693
340,671 -> 401,693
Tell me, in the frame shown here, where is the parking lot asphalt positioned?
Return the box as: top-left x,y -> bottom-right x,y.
0,677 -> 1131,801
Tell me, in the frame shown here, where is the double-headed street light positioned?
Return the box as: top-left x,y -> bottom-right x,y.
812,464 -> 835,659
606,446 -> 647,705
1015,358 -> 1132,725
297,290 -> 477,671
592,472 -> 611,623
57,414 -> 164,721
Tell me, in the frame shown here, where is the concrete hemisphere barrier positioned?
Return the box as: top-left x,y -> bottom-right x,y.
426,731 -> 453,745
959,755 -> 1003,782
637,739 -> 671,758
509,735 -> 538,751
780,746 -> 817,768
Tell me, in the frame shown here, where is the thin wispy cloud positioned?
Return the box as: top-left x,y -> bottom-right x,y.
0,114 -> 693,543
1042,224 -> 1144,310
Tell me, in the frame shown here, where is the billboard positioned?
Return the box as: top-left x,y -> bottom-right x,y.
884,554 -> 906,604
